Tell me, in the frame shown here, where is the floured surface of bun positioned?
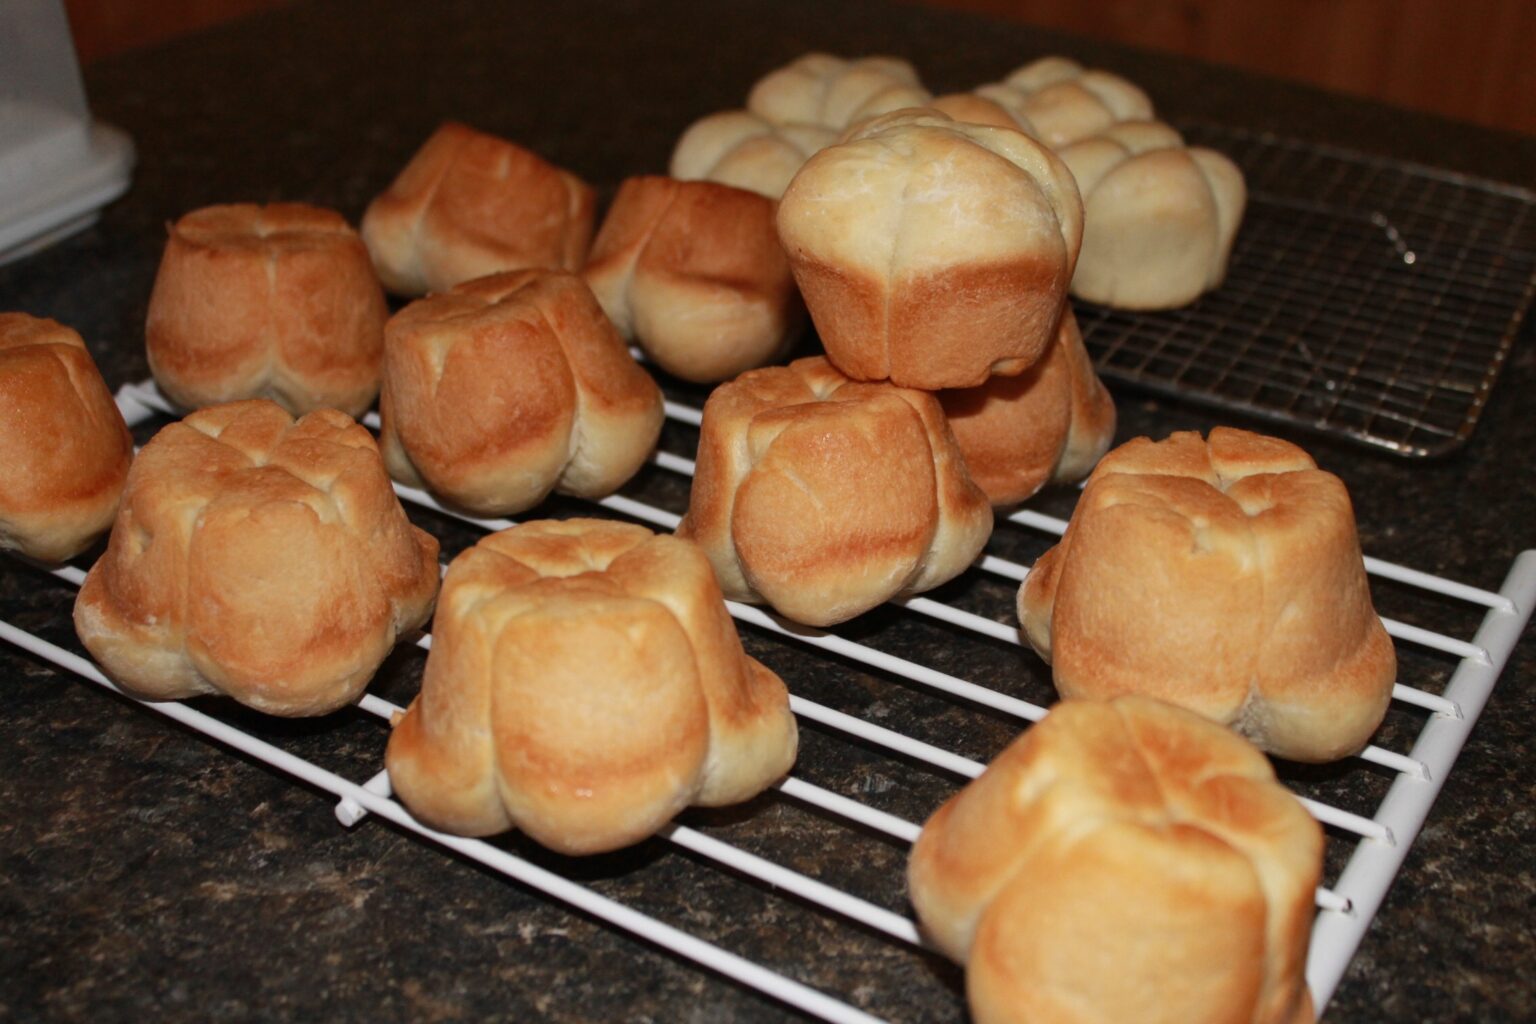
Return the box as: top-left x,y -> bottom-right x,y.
777,108 -> 1083,389
908,696 -> 1321,1024
677,356 -> 993,626
361,122 -> 596,296
385,519 -> 797,854
379,269 -> 663,515
0,314 -> 134,562
939,309 -> 1115,506
585,176 -> 803,384
74,400 -> 440,716
145,203 -> 387,417
1018,427 -> 1395,762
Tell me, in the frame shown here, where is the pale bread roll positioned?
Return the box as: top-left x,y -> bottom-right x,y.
939,308 -> 1115,506
145,203 -> 387,417
677,356 -> 993,626
1058,120 -> 1247,309
908,696 -> 1321,1024
74,400 -> 439,717
669,109 -> 836,199
361,122 -> 596,296
747,53 -> 931,129
1018,427 -> 1395,762
776,108 -> 1083,389
0,314 -> 133,562
378,269 -> 663,515
584,175 -> 803,384
975,56 -> 1154,147
385,519 -> 797,854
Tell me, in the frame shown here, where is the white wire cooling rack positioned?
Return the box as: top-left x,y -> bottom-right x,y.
3,376 -> 1533,1023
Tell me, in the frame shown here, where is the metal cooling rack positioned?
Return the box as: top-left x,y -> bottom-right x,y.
3,377 -> 1533,1023
1075,125 -> 1536,458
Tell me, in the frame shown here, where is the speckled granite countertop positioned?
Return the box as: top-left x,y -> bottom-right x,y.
1,1 -> 1533,1020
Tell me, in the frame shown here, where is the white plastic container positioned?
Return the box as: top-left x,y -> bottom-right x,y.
0,0 -> 134,266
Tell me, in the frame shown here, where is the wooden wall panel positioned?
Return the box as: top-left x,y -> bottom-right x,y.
925,0 -> 1536,137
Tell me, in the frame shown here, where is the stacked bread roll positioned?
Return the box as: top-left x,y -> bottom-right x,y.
386,519 -> 797,854
146,202 -> 388,417
379,269 -> 663,515
1019,427 -> 1396,762
0,314 -> 134,562
74,400 -> 440,717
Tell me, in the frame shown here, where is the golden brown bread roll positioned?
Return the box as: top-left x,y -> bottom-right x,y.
378,269 -> 663,515
361,122 -> 597,296
1018,427 -> 1396,762
145,203 -> 388,417
909,696 -> 1321,1024
939,308 -> 1115,506
747,53 -> 932,130
669,109 -> 836,200
74,400 -> 440,716
676,356 -> 993,626
776,108 -> 1083,389
975,56 -> 1154,148
584,175 -> 804,384
1057,120 -> 1247,309
386,518 -> 797,854
0,314 -> 133,562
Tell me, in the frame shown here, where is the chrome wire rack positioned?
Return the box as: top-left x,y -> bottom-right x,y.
3,377 -> 1533,1022
1075,125 -> 1536,458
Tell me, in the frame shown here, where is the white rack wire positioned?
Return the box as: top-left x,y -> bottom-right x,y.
4,376 -> 1532,1023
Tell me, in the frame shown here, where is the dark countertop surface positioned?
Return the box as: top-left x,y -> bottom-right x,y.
2,1 -> 1533,1020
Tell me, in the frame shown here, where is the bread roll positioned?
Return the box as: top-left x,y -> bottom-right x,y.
747,53 -> 931,130
361,122 -> 596,296
669,109 -> 836,200
386,518 -> 797,854
145,203 -> 387,417
74,400 -> 440,716
939,308 -> 1115,506
1058,121 -> 1247,309
975,56 -> 1153,148
677,356 -> 993,626
0,314 -> 133,562
1018,427 -> 1395,762
927,92 -> 1028,131
585,175 -> 803,384
909,696 -> 1321,1024
379,269 -> 663,515
776,108 -> 1083,389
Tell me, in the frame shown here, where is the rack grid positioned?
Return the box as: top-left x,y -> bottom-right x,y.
3,377 -> 1533,1023
1075,125 -> 1536,458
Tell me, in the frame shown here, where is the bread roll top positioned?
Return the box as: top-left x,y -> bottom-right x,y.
379,269 -> 663,515
362,121 -> 596,296
146,202 -> 388,417
747,53 -> 931,130
73,400 -> 439,716
1018,427 -> 1396,762
0,314 -> 133,562
585,175 -> 803,383
679,356 -> 992,626
908,696 -> 1321,1024
385,519 -> 797,854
